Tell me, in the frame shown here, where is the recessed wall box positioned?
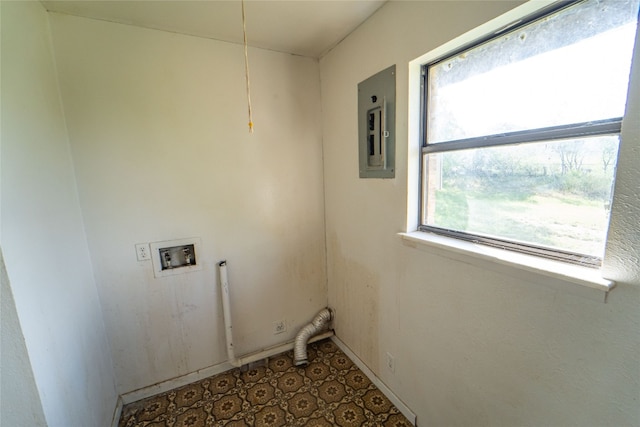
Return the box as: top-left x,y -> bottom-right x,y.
150,237 -> 203,278
358,65 -> 396,178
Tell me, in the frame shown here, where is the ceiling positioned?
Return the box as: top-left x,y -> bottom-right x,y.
41,0 -> 387,58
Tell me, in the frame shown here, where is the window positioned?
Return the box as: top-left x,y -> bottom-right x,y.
420,0 -> 639,266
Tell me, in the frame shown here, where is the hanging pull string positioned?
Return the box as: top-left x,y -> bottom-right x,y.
241,0 -> 254,133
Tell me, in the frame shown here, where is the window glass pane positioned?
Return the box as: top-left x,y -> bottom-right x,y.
423,136 -> 619,257
428,0 -> 639,143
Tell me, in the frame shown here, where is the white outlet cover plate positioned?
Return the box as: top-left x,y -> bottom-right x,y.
135,243 -> 151,261
273,320 -> 286,334
386,352 -> 395,372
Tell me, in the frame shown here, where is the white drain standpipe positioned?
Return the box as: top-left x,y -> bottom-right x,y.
218,260 -> 333,368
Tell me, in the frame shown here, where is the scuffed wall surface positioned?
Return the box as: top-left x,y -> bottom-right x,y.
48,13 -> 327,394
321,2 -> 640,426
0,2 -> 118,425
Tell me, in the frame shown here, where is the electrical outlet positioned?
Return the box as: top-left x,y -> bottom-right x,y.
135,243 -> 151,261
386,352 -> 395,373
273,320 -> 286,335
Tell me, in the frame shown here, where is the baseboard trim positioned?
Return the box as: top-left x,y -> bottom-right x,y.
331,336 -> 417,426
120,360 -> 234,405
110,395 -> 123,427
114,333 -> 415,425
119,331 -> 334,405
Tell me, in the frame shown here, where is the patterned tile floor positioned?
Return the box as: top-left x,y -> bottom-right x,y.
119,339 -> 413,426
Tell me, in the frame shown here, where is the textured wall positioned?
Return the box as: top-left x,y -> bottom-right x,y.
48,13 -> 327,394
604,21 -> 640,285
321,2 -> 640,426
0,2 -> 118,425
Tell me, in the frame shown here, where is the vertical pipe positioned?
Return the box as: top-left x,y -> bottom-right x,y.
218,261 -> 334,368
218,261 -> 241,367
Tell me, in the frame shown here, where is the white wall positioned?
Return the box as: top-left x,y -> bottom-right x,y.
320,2 -> 640,426
1,249 -> 47,427
48,13 -> 327,394
0,2 -> 118,426
5,2 -> 637,425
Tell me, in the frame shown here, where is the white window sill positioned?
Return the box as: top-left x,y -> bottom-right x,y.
399,231 -> 615,302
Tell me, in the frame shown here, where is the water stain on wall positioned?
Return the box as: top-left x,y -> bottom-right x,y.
327,232 -> 380,372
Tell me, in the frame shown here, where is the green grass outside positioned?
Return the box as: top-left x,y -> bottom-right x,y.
433,191 -> 608,256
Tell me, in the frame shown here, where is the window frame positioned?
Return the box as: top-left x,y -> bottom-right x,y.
417,0 -> 634,268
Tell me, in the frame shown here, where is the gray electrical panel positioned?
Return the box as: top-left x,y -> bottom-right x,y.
358,65 -> 395,179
